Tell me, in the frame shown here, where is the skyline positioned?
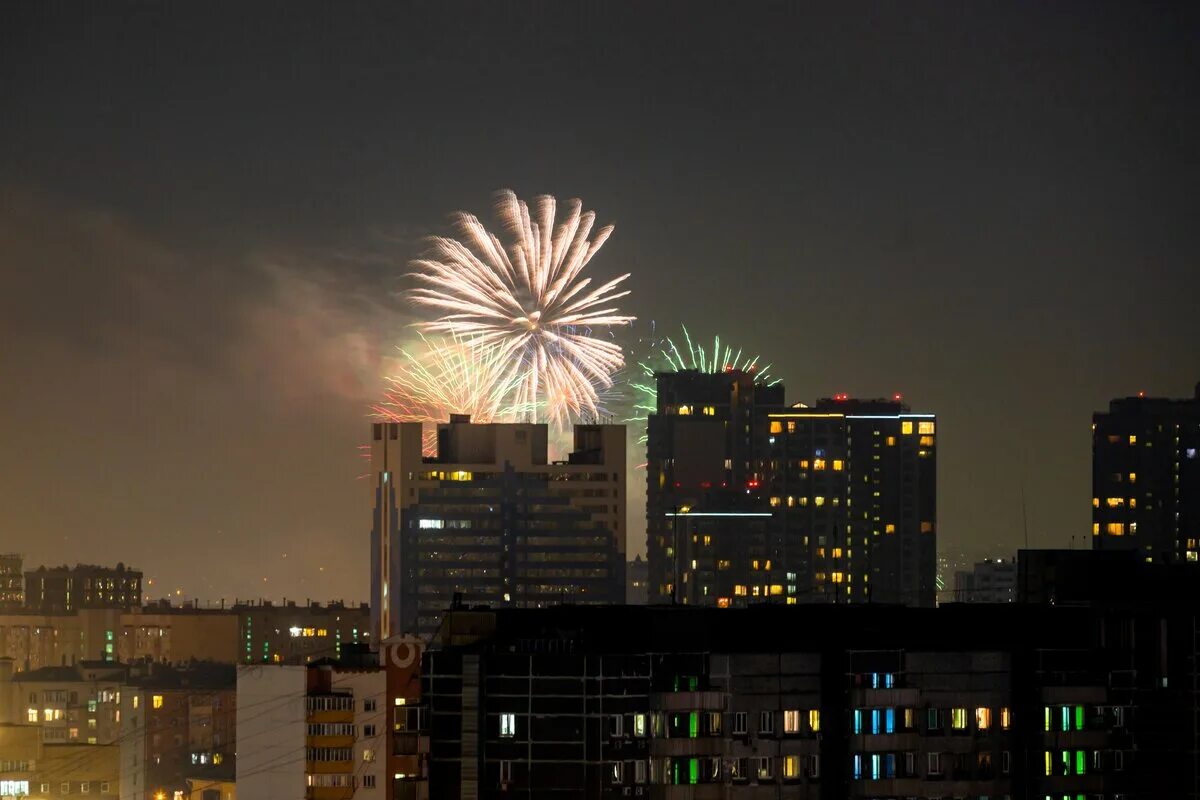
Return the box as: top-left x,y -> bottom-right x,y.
3,2 -> 1199,603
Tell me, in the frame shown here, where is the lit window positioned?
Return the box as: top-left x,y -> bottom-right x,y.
901,421 -> 913,435
1106,523 -> 1125,536
1000,707 -> 1011,729
151,695 -> 164,709
808,709 -> 820,732
815,496 -> 825,506
884,523 -> 895,534
886,436 -> 896,446
133,696 -> 139,709
1092,497 -> 1099,507
1105,497 -> 1124,507
702,406 -> 715,416
787,421 -> 796,433
832,460 -> 844,471
362,749 -> 375,762
1092,522 -> 1100,536
769,421 -> 782,434
678,405 -> 692,415
813,459 -> 826,471
783,710 -> 800,733
918,421 -> 935,434
634,714 -> 646,736
783,755 -> 800,779
26,708 -> 37,722
950,708 -> 967,730
769,496 -> 781,507
500,713 -> 516,737
1129,435 -> 1137,445
1129,472 -> 1137,483
920,522 -> 934,533
976,707 -> 992,730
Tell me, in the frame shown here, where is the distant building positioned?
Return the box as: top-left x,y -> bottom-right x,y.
0,554 -> 23,610
23,563 -> 142,614
234,600 -> 370,665
769,397 -> 938,607
118,662 -> 236,800
625,555 -> 648,605
1092,383 -> 1200,562
370,417 -> 627,639
646,375 -> 937,608
645,369 -> 785,603
952,558 -> 1016,603
0,600 -> 368,673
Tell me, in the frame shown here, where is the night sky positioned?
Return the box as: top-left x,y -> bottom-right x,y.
2,2 -> 1198,604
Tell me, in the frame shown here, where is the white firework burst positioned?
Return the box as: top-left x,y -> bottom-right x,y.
407,190 -> 634,427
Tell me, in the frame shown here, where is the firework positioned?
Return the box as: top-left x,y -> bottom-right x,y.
407,191 -> 634,427
371,334 -> 531,454
626,324 -> 781,442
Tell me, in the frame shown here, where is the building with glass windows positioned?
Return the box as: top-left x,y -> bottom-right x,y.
1092,383 -> 1200,562
415,579 -> 1199,799
646,374 -> 937,608
370,417 -> 626,639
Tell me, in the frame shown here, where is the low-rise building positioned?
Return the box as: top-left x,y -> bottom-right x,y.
952,557 -> 1017,603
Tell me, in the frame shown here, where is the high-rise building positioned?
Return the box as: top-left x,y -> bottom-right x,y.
370,416 -> 626,639
769,397 -> 938,607
23,564 -> 142,613
647,378 -> 937,608
625,555 -> 648,605
1092,383 -> 1200,562
645,369 -> 785,602
0,554 -> 23,610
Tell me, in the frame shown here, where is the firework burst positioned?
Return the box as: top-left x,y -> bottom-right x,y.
371,334 -> 532,453
407,190 -> 634,427
627,324 -> 781,442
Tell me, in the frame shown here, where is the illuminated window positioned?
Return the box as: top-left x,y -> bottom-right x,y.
769,496 -> 781,507
734,585 -> 747,596
1105,497 -> 1124,507
152,695 -> 164,709
500,713 -> 516,737
783,755 -> 800,779
813,459 -> 826,471
26,708 -> 37,722
133,696 -> 139,709
832,460 -> 844,471
1092,497 -> 1099,507
1129,435 -> 1137,445
919,435 -> 935,446
815,496 -> 825,507
901,421 -> 914,435
678,405 -> 692,415
950,708 -> 967,730
1044,750 -> 1052,776
886,436 -> 896,446
1106,523 -> 1125,536
920,522 -> 934,533
1000,707 -> 1011,729
702,406 -> 715,416
975,707 -> 992,730
884,523 -> 895,534
1129,472 -> 1137,483
1129,497 -> 1136,508
808,709 -> 820,732
717,597 -> 730,608
918,421 -> 935,434
770,421 -> 783,434
831,572 -> 844,584
787,421 -> 796,433
447,470 -> 473,481
799,497 -> 809,506
783,709 -> 801,733
1092,522 -> 1100,536
786,496 -> 795,507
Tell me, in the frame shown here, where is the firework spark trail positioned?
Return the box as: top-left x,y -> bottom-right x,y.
371,334 -> 534,454
625,324 -> 781,443
407,191 -> 634,427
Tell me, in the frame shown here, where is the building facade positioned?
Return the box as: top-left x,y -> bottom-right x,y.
645,369 -> 785,603
420,592 -> 1199,799
3,660 -> 126,746
236,659 -> 389,800
370,417 -> 626,639
1092,384 -> 1200,562
647,377 -> 937,608
23,564 -> 142,614
118,663 -> 236,800
0,555 -> 22,610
